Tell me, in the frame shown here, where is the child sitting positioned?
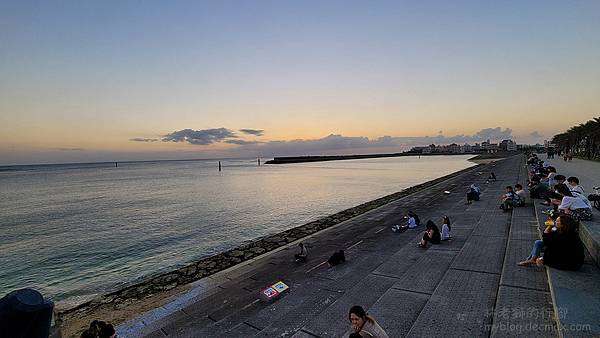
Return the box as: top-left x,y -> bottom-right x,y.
500,186 -> 515,211
440,216 -> 451,241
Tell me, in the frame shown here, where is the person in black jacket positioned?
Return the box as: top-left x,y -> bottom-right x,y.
418,220 -> 441,248
519,215 -> 584,270
540,215 -> 584,270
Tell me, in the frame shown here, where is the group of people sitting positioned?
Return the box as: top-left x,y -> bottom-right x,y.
390,211 -> 451,248
527,154 -> 593,222
517,153 -> 592,270
499,184 -> 527,211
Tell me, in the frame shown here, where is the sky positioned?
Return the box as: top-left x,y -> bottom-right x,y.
1,0 -> 599,165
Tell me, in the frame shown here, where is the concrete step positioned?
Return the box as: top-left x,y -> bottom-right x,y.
532,195 -> 600,337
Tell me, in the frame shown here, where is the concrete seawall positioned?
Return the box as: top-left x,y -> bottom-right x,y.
55,160 -> 491,336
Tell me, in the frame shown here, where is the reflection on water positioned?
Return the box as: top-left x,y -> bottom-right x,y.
0,155 -> 474,304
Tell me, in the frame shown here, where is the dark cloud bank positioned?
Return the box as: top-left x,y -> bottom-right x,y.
131,127 -> 516,157
239,129 -> 264,136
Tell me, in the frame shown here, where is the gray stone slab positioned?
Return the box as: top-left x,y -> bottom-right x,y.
254,290 -> 342,338
509,218 -> 540,241
367,289 -> 429,338
183,298 -> 264,337
159,310 -> 207,336
241,278 -> 330,329
451,235 -> 507,274
143,330 -> 167,338
471,216 -> 510,238
500,239 -> 549,292
219,322 -> 261,338
301,274 -> 397,337
406,269 -> 500,338
579,217 -> 600,266
549,264 -> 600,337
490,286 -> 558,338
290,329 -> 320,338
428,227 -> 473,252
372,242 -> 424,278
392,250 -> 456,294
512,204 -> 537,218
181,286 -> 256,321
311,250 -> 390,291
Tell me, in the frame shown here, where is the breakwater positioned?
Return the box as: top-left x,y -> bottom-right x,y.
265,151 -> 514,164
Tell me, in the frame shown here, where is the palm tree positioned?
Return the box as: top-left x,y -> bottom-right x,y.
552,117 -> 600,160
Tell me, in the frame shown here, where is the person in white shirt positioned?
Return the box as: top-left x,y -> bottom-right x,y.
392,211 -> 420,232
552,184 -> 593,221
440,216 -> 451,241
567,176 -> 585,195
514,184 -> 527,206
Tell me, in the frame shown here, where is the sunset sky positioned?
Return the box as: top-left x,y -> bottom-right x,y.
1,0 -> 599,165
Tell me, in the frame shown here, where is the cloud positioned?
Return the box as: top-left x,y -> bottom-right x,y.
471,127 -> 513,141
56,148 -> 84,151
235,134 -> 399,157
162,128 -> 237,145
529,131 -> 543,138
233,127 -> 515,157
136,126 -> 515,157
224,139 -> 261,145
130,138 -> 159,142
239,129 -> 264,136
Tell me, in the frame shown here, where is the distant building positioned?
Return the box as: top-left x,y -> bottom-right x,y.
481,139 -> 499,153
424,144 -> 435,154
500,139 -> 517,151
448,143 -> 461,153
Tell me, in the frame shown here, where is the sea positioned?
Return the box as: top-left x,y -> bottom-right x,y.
0,155 -> 475,306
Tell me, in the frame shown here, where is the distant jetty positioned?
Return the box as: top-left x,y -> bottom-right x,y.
264,151 -> 511,164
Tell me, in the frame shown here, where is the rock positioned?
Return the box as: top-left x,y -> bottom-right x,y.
229,250 -> 244,257
197,260 -> 217,270
153,273 -> 179,286
250,247 -> 266,254
182,265 -> 197,276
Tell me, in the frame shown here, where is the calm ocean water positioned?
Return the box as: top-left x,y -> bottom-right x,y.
0,155 -> 474,306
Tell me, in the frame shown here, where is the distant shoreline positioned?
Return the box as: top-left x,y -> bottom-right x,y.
265,151 -> 514,164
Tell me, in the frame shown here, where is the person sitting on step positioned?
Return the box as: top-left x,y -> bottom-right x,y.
500,186 -> 516,211
392,211 -> 420,232
514,184 -> 527,206
440,216 -> 451,241
567,176 -> 585,195
294,242 -> 308,262
552,183 -> 593,221
518,215 -> 583,270
348,305 -> 389,338
466,184 -> 481,204
327,250 -> 346,267
419,220 -> 441,248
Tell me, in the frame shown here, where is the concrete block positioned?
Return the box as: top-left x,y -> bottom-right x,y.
392,250 -> 456,294
368,289 -> 430,338
490,286 -> 557,338
451,236 -> 507,274
406,269 -> 500,338
500,239 -> 549,292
